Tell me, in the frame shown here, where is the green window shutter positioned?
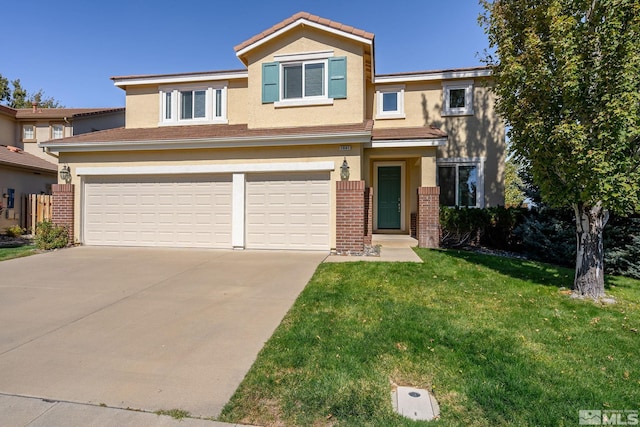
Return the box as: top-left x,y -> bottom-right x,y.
262,62 -> 280,103
328,56 -> 347,99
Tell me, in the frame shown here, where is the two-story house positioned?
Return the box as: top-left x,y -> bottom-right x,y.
40,12 -> 504,252
0,104 -> 124,230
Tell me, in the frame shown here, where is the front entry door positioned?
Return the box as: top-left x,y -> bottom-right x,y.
377,166 -> 401,229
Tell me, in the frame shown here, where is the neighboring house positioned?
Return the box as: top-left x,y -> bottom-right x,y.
40,12 -> 505,251
0,104 -> 124,230
14,106 -> 125,163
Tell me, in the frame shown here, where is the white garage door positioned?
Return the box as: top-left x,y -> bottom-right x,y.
245,172 -> 330,251
84,175 -> 232,248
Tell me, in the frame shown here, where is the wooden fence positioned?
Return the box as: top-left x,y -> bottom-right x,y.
23,194 -> 53,233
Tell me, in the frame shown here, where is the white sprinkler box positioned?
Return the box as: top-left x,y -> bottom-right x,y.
391,386 -> 440,421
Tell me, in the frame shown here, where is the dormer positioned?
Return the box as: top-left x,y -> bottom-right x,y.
234,12 -> 374,129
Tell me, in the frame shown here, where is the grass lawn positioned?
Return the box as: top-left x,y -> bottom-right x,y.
0,244 -> 37,262
220,249 -> 640,426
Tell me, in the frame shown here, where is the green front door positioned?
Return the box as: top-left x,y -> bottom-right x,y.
377,166 -> 401,229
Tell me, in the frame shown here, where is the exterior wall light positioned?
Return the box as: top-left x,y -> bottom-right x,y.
340,158 -> 350,181
59,165 -> 72,184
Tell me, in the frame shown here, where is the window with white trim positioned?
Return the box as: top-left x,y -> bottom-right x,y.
437,159 -> 484,207
282,61 -> 326,100
160,83 -> 227,125
51,124 -> 64,139
376,85 -> 405,119
22,124 -> 35,141
442,80 -> 474,116
262,52 -> 347,106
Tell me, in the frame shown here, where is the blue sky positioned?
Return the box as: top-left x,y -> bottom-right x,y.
3,1 -> 489,108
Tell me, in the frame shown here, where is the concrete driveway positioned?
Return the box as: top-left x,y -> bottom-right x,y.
0,246 -> 325,419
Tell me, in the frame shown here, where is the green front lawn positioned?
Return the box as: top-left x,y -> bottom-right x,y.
0,244 -> 37,261
220,249 -> 640,426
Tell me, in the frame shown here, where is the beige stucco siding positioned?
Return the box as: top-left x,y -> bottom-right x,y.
124,86 -> 159,128
0,114 -> 17,146
373,79 -> 505,206
227,80 -> 248,125
125,79 -> 249,129
244,27 -> 366,128
60,144 -> 362,249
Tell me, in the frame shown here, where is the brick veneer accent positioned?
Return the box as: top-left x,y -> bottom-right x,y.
417,186 -> 440,248
336,180 -> 366,253
51,184 -> 74,245
364,187 -> 373,245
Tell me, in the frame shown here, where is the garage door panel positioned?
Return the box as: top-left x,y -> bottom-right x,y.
84,175 -> 232,248
246,173 -> 330,251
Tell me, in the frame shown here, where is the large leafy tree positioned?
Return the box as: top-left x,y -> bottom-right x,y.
0,73 -> 62,108
480,0 -> 640,299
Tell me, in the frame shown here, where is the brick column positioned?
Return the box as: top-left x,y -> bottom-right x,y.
336,180 -> 365,254
417,186 -> 440,248
51,184 -> 74,245
364,187 -> 373,245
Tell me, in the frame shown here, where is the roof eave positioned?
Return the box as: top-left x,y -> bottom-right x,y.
375,68 -> 492,84
40,131 -> 372,153
235,18 -> 373,63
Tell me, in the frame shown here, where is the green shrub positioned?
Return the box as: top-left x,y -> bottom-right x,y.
440,207 -> 490,247
5,225 -> 25,238
34,220 -> 69,250
604,215 -> 640,279
483,206 -> 527,249
512,208 -> 575,267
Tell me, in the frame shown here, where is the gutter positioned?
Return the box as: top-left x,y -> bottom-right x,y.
39,131 -> 373,153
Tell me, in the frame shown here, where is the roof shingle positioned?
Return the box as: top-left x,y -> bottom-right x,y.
15,108 -> 124,120
0,145 -> 57,173
41,121 -> 375,145
371,126 -> 447,140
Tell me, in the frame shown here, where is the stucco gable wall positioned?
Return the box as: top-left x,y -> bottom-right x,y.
244,26 -> 366,129
0,114 -> 17,147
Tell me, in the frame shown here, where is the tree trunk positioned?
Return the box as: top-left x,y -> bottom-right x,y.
572,202 -> 609,299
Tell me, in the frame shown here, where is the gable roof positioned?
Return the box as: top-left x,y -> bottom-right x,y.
234,11 -> 374,63
0,105 -> 17,118
0,145 -> 57,173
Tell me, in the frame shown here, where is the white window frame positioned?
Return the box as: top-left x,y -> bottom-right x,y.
278,59 -> 329,104
159,82 -> 228,126
436,157 -> 485,208
273,51 -> 335,108
375,85 -> 405,119
51,124 -> 64,139
442,80 -> 474,116
22,124 -> 35,141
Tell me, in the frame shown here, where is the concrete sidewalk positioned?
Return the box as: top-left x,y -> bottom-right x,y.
0,393 -> 253,426
324,234 -> 423,263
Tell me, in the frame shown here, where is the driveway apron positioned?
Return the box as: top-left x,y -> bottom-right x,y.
0,246 -> 325,418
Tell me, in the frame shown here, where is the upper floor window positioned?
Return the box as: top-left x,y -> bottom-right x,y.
442,80 -> 474,116
160,83 -> 227,125
51,124 -> 64,139
22,124 -> 35,141
283,61 -> 325,100
376,85 -> 405,119
437,158 -> 484,208
262,52 -> 347,107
